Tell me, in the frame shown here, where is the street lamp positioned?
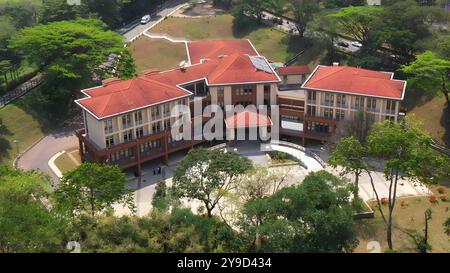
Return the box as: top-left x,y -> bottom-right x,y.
13,140 -> 19,155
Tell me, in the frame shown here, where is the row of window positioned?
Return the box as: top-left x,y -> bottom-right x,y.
104,99 -> 188,134
307,91 -> 396,112
105,119 -> 173,147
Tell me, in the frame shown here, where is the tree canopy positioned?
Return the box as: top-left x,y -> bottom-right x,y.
401,51 -> 450,103
173,148 -> 253,217
0,167 -> 65,253
53,163 -> 135,218
239,171 -> 358,253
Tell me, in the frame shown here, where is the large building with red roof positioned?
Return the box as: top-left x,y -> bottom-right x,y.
75,39 -> 406,175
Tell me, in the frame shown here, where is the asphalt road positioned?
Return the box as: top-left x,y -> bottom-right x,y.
123,1 -> 188,41
17,127 -> 79,185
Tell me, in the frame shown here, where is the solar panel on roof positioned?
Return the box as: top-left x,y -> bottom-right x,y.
250,56 -> 273,73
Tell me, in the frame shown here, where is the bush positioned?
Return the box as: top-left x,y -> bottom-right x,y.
400,200 -> 407,207
440,195 -> 447,202
429,195 -> 437,203
437,187 -> 445,194
381,197 -> 388,206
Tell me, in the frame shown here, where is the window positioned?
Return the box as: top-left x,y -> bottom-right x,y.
163,119 -> 171,129
122,114 -> 132,128
367,98 -> 377,110
307,91 -> 316,102
217,87 -> 224,97
324,93 -> 334,106
152,122 -> 161,133
323,108 -> 333,119
134,111 -> 143,125
105,135 -> 114,147
337,95 -> 346,107
123,129 -> 133,142
151,106 -> 160,120
386,100 -> 396,113
307,106 -> 316,116
385,115 -> 395,122
354,97 -> 364,109
235,85 -> 253,96
152,139 -> 161,149
264,84 -> 271,94
163,103 -> 170,117
336,109 -> 345,120
281,115 -> 300,122
104,119 -> 113,134
135,127 -> 144,138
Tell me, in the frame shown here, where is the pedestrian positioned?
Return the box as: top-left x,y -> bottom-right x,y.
158,166 -> 161,175
153,169 -> 156,175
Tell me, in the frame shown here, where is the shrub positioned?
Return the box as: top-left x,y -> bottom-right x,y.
429,195 -> 437,203
400,200 -> 407,207
437,187 -> 445,194
440,195 -> 447,202
381,197 -> 388,205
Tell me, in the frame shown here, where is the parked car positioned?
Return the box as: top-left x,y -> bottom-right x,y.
140,15 -> 151,24
351,41 -> 363,47
337,41 -> 349,48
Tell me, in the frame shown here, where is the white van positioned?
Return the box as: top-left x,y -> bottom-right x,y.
140,15 -> 151,24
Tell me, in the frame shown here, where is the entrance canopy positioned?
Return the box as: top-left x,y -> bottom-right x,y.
224,110 -> 273,129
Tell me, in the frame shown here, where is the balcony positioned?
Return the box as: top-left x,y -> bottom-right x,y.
336,103 -> 347,109
321,101 -> 334,107
384,109 -> 396,115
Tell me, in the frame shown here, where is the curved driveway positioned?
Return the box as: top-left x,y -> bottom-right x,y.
17,127 -> 79,185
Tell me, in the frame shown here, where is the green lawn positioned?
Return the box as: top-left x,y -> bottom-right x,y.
151,14 -> 328,65
355,184 -> 450,253
0,90 -> 45,165
130,36 -> 188,73
54,150 -> 80,174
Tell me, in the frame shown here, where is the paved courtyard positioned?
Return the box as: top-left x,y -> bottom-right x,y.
113,141 -> 432,217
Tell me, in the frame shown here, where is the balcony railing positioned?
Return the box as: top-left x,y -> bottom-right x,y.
307,99 -> 317,105
321,101 -> 334,107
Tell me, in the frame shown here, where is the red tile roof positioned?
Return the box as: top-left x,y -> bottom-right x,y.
225,110 -> 273,129
77,53 -> 279,119
77,77 -> 191,119
187,40 -> 258,64
278,66 -> 311,75
147,53 -> 280,86
302,65 -> 406,99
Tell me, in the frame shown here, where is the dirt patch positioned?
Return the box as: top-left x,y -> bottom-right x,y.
129,36 -> 188,73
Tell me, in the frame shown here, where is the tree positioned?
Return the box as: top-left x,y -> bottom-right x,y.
232,0 -> 268,22
328,6 -> 382,46
39,0 -> 84,23
408,209 -> 432,253
401,51 -> 450,103
288,0 -> 320,38
444,217 -> 450,236
82,209 -> 241,253
367,116 -> 448,250
239,171 -> 358,252
173,148 -> 253,217
377,0 -> 446,59
328,136 -> 366,201
0,167 -> 65,253
9,18 -> 135,119
53,163 -> 135,217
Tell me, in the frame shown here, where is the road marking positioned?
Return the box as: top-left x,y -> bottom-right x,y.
48,150 -> 65,178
